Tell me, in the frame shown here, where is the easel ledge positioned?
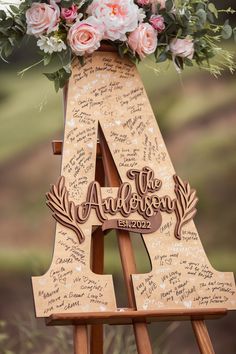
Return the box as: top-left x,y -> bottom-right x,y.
46,308 -> 227,326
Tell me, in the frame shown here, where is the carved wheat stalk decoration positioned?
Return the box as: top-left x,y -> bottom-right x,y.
173,175 -> 198,240
46,176 -> 85,243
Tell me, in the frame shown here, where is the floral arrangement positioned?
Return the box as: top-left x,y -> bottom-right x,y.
0,0 -> 235,91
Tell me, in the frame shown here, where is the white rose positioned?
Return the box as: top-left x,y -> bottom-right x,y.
87,0 -> 145,41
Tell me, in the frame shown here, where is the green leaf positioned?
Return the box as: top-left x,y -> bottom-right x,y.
0,28 -> 9,36
196,9 -> 207,26
207,11 -> 215,24
15,17 -> 26,30
9,5 -> 20,14
184,58 -> 193,67
60,0 -> 73,8
118,44 -> 125,58
1,18 -> 14,28
44,72 -> 56,81
3,42 -> 13,57
156,52 -> 167,63
0,10 -> 7,20
43,54 -> 52,66
174,56 -> 184,70
165,0 -> 173,12
54,78 -> 60,92
221,23 -> 233,40
208,3 -> 218,19
196,3 -> 205,11
44,67 -> 71,92
79,0 -> 93,12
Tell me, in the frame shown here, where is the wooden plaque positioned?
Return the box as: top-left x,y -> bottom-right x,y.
32,52 -> 236,317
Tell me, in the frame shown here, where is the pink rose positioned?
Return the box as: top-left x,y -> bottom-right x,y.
26,2 -> 60,37
169,38 -> 194,59
149,15 -> 165,32
128,23 -> 157,59
68,16 -> 104,56
137,0 -> 151,6
87,0 -> 144,41
61,4 -> 78,23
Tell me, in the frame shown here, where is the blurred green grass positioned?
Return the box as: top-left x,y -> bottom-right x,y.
0,70 -> 62,163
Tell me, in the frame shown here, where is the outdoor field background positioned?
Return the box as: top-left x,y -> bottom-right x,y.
0,5 -> 235,353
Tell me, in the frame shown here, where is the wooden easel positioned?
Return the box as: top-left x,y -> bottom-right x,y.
48,137 -> 227,354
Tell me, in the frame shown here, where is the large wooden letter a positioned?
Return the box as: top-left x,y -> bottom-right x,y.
32,52 -> 236,317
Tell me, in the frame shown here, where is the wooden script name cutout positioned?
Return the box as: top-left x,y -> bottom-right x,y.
32,52 -> 236,317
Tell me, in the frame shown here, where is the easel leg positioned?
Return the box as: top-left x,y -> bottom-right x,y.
90,157 -> 105,354
74,325 -> 89,354
192,320 -> 215,354
91,227 -> 104,354
116,229 -> 152,354
99,125 -> 152,354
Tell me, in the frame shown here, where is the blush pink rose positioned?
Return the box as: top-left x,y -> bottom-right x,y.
128,23 -> 157,59
169,38 -> 194,59
61,4 -> 78,23
87,0 -> 144,41
26,2 -> 60,37
67,16 -> 104,56
149,15 -> 165,32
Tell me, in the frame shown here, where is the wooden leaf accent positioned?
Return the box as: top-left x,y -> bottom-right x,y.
46,176 -> 85,243
173,175 -> 198,240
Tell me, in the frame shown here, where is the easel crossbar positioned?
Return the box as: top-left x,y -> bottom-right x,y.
46,308 -> 227,326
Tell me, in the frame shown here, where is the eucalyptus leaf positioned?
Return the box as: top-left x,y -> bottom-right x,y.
221,23 -> 232,40
196,9 -> 207,26
165,0 -> 173,12
156,52 -> 167,63
208,3 -> 218,19
207,11 -> 215,24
